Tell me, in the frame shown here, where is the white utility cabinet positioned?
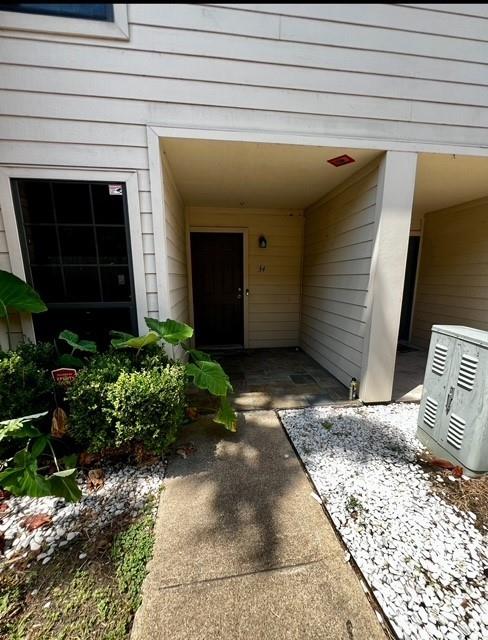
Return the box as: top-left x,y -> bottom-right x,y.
417,325 -> 488,477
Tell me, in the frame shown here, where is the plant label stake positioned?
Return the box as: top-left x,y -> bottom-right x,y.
51,368 -> 77,386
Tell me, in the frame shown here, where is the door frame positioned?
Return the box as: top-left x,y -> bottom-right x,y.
398,231 -> 422,344
187,226 -> 249,349
405,229 -> 422,344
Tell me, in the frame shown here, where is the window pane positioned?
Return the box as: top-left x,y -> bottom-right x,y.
96,227 -> 128,264
58,226 -> 97,264
63,267 -> 101,302
31,266 -> 64,302
17,181 -> 54,223
33,308 -> 133,349
101,266 -> 131,302
24,225 -> 59,264
91,183 -> 125,224
13,178 -> 137,340
53,182 -> 91,223
0,4 -> 114,21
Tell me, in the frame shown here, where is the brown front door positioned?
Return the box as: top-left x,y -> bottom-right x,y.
190,232 -> 244,348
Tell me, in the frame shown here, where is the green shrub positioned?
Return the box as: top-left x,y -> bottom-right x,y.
137,348 -> 169,371
0,347 -> 54,421
15,340 -> 57,371
107,364 -> 186,453
66,351 -> 134,452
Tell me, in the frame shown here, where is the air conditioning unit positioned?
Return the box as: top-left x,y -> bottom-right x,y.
417,325 -> 488,477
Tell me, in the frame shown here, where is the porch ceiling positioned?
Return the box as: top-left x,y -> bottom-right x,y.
414,153 -> 488,216
161,138 -> 381,209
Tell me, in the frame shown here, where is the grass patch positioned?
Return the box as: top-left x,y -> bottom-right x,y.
321,421 -> 334,431
0,500 -> 157,640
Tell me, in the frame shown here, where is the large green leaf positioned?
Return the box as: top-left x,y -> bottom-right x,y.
145,318 -> 193,345
59,329 -> 97,353
186,361 -> 233,397
57,353 -> 84,369
0,413 -> 47,444
0,269 -> 47,318
0,453 -> 52,498
214,396 -> 238,432
30,435 -> 49,459
110,330 -> 159,350
48,468 -> 82,502
187,348 -> 213,363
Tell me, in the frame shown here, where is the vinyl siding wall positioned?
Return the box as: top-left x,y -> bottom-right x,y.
162,158 -> 188,324
187,207 -> 303,348
0,206 -> 22,349
412,197 -> 488,348
300,162 -> 380,387
1,3 -> 488,343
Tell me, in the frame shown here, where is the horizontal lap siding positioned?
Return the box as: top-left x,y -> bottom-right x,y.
412,198 -> 488,348
1,3 -> 488,146
187,207 -> 303,348
0,207 -> 22,349
0,3 -> 487,341
163,159 -> 188,325
300,164 -> 379,387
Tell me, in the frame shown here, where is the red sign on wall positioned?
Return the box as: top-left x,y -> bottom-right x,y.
51,368 -> 77,385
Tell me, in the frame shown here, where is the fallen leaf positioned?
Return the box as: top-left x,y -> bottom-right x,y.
51,407 -> 69,438
87,468 -> 105,491
22,514 -> 52,531
0,489 -> 12,500
452,466 -> 464,478
0,503 -> 9,513
79,451 -> 101,467
430,457 -> 456,471
176,443 -> 196,459
186,406 -> 199,421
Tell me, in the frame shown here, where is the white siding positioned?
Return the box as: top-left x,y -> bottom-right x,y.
162,158 -> 188,324
0,206 -> 22,349
300,162 -> 380,387
187,207 -> 303,348
412,197 -> 488,348
1,3 -> 487,330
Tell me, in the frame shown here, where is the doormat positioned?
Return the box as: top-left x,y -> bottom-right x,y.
290,374 -> 317,385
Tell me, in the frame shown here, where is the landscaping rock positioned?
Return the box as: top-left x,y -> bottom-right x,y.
0,462 -> 166,568
280,404 -> 488,640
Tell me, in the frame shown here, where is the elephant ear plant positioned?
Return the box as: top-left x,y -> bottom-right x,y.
111,318 -> 238,432
0,269 -> 47,349
0,413 -> 81,502
58,330 -> 98,368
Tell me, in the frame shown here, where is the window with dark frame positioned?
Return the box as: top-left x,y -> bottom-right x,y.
0,4 -> 114,21
11,179 -> 137,346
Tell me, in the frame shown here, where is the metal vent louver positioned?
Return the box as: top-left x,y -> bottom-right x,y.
423,397 -> 438,429
432,343 -> 448,375
446,413 -> 466,450
457,354 -> 478,391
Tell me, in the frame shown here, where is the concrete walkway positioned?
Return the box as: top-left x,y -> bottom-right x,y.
132,411 -> 385,640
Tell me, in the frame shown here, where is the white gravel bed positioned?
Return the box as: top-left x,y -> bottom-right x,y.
0,462 -> 165,568
279,403 -> 488,640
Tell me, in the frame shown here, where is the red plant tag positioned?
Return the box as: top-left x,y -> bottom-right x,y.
51,368 -> 77,385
